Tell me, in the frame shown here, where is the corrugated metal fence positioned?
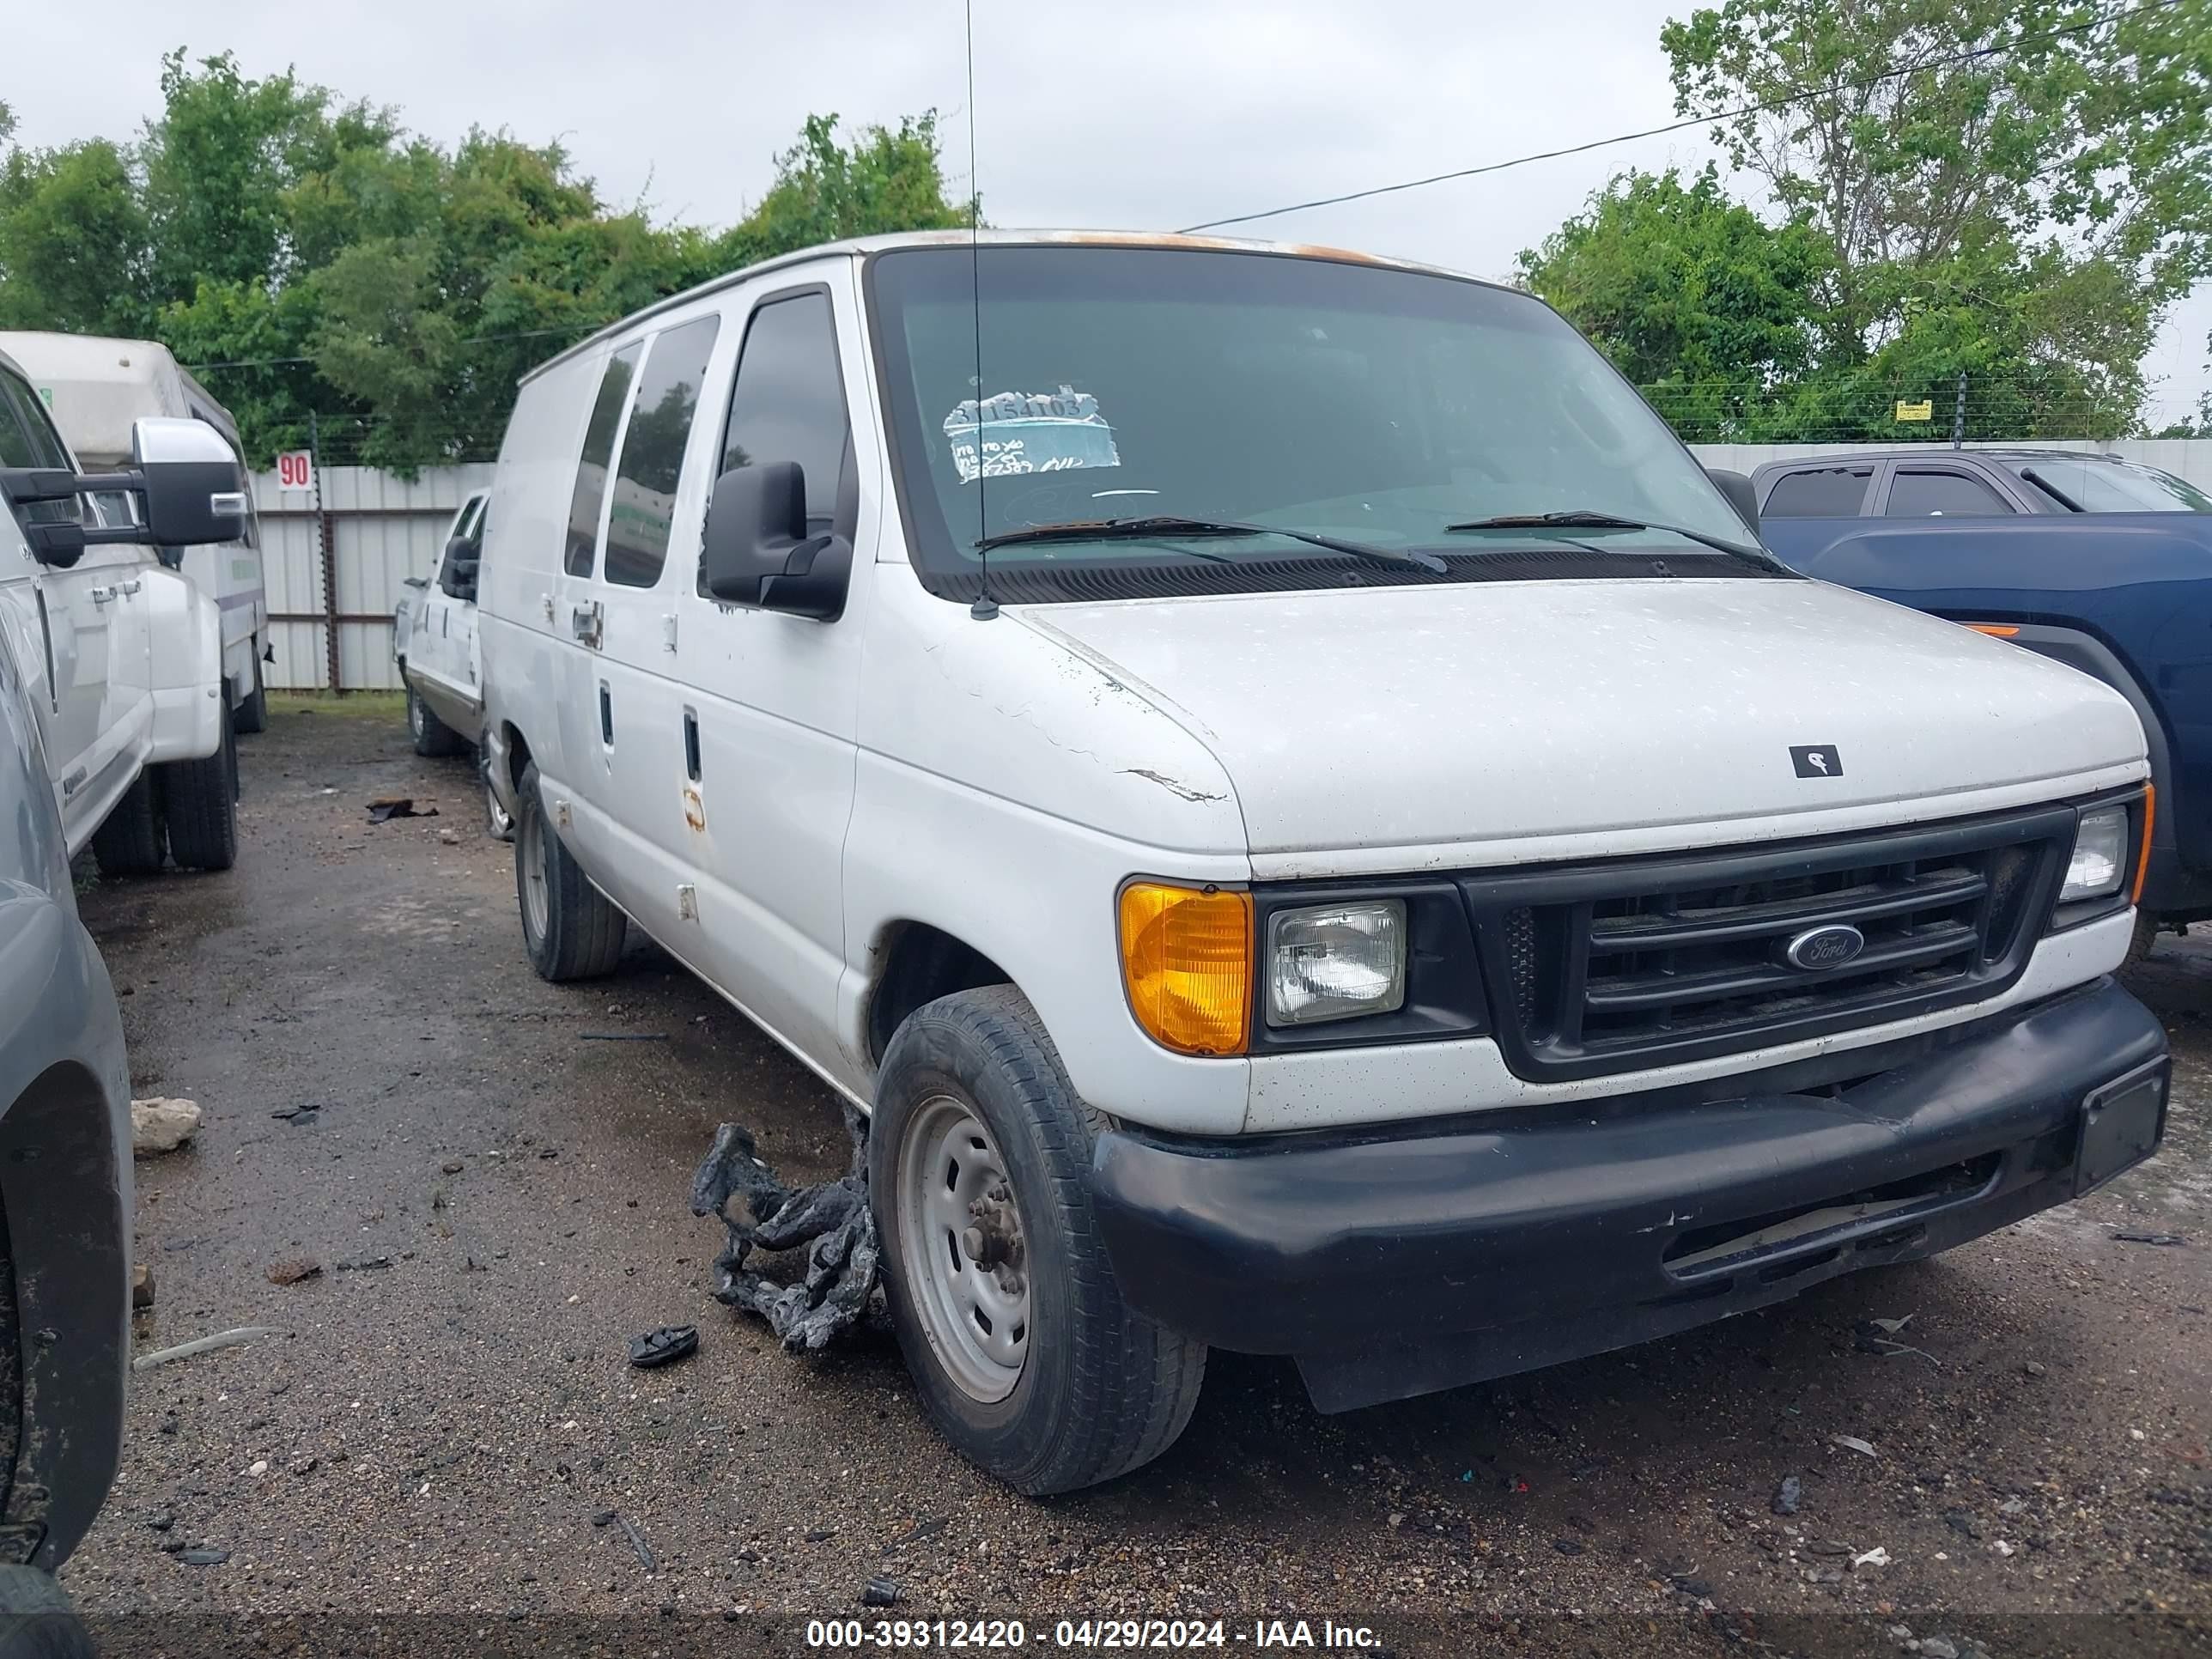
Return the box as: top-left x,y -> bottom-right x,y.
254,464 -> 495,690
264,440 -> 2212,690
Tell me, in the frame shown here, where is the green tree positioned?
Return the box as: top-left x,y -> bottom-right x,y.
1659,0 -> 2212,434
714,112 -> 974,270
0,140 -> 149,334
0,63 -> 965,467
1519,167 -> 1832,438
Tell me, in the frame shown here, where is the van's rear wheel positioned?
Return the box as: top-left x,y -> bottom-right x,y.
161,705 -> 238,872
872,986 -> 1206,1495
408,684 -> 465,757
91,771 -> 167,877
514,761 -> 624,981
234,655 -> 267,735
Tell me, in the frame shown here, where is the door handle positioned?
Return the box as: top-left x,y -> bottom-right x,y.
118,578 -> 143,596
571,602 -> 603,648
88,586 -> 117,605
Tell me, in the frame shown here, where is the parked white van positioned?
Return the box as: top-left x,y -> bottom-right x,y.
0,346 -> 247,873
0,331 -> 270,735
393,489 -> 510,835
480,232 -> 2168,1494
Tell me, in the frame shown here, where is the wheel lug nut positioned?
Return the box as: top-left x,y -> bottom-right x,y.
961,1226 -> 988,1263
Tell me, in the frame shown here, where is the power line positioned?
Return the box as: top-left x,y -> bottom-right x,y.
1178,0 -> 2189,234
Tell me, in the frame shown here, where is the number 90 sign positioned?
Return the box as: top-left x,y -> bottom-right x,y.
276,450 -> 315,492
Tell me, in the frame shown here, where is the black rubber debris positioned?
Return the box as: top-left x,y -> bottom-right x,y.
2111,1231 -> 2187,1246
629,1325 -> 698,1370
861,1577 -> 900,1607
367,798 -> 437,823
690,1109 -> 878,1352
590,1510 -> 617,1528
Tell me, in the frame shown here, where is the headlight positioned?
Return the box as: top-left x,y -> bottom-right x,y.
2063,805 -> 2130,904
1266,901 -> 1407,1027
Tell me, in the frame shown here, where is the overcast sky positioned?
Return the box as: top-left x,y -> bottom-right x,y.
9,0 -> 2209,423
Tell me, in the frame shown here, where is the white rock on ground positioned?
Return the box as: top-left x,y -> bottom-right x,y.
130,1097 -> 203,1156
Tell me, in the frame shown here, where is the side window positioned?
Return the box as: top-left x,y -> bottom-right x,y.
605,315 -> 721,588
1762,467 -> 1873,518
0,370 -> 79,526
565,345 -> 641,577
1886,470 -> 2012,518
714,290 -> 852,546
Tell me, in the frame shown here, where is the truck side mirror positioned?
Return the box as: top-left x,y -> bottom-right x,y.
132,417 -> 251,547
701,462 -> 851,622
1705,466 -> 1760,535
0,416 -> 248,568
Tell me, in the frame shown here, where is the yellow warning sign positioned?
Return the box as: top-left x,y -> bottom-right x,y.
1894,399 -> 1935,422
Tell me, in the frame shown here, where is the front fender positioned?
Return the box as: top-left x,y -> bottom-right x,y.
143,571 -> 223,763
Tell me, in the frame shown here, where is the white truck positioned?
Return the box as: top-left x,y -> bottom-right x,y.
0,331 -> 270,736
0,345 -> 247,872
392,488 -> 509,836
478,231 -> 2169,1494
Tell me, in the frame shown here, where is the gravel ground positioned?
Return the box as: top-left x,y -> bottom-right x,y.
55,702 -> 2211,1657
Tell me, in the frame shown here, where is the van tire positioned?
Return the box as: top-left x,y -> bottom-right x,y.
408,685 -> 465,757
2125,910 -> 2159,968
872,986 -> 1206,1495
0,1565 -> 97,1659
514,761 -> 625,981
234,657 -> 267,735
91,771 -> 167,877
162,706 -> 239,872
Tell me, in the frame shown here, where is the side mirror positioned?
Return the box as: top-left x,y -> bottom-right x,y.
1705,466 -> 1761,535
0,416 -> 247,568
701,462 -> 851,622
132,417 -> 251,547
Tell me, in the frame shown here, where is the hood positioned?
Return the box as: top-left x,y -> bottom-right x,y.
1017,577 -> 2146,869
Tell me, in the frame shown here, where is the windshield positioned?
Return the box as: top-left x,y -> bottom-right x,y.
2005,455 -> 2212,514
867,246 -> 1763,600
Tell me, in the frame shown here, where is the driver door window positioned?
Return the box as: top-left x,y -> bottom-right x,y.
706,290 -> 853,595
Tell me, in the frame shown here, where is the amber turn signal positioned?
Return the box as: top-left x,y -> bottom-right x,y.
1117,882 -> 1252,1056
2135,785 -> 2156,905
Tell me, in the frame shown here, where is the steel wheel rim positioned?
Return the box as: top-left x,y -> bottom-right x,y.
896,1093 -> 1030,1402
408,693 -> 424,738
519,800 -> 550,940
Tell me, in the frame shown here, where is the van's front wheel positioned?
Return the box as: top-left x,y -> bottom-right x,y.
872,987 -> 1206,1495
514,762 -> 624,981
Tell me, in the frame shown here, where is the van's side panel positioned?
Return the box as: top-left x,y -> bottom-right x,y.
481,349 -> 605,817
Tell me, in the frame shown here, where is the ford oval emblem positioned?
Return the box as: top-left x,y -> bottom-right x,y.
1784,923 -> 1865,971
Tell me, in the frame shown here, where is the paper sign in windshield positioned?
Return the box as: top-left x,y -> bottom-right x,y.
944,386 -> 1120,483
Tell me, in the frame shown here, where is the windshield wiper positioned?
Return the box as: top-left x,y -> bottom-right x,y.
975,514 -> 1446,574
1444,509 -> 1778,568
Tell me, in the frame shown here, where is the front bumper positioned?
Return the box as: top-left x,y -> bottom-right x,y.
1090,977 -> 2167,1413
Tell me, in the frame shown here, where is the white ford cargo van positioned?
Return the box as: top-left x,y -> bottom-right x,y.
0,347 -> 243,875
480,232 -> 2169,1495
1,331 -> 271,736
